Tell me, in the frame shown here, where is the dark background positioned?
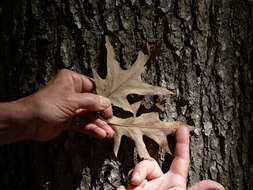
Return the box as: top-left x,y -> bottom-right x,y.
0,0 -> 253,189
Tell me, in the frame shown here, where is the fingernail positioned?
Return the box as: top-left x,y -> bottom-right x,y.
97,120 -> 114,138
106,132 -> 112,138
105,124 -> 114,134
104,126 -> 114,138
100,96 -> 111,108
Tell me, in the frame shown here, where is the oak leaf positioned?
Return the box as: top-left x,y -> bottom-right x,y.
92,37 -> 174,113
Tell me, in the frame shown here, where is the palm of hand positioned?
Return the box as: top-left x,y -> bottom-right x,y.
156,172 -> 186,190
133,171 -> 187,190
126,172 -> 223,190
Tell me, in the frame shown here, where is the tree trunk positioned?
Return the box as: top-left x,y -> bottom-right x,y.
0,0 -> 253,190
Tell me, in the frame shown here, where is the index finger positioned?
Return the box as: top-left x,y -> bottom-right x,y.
72,71 -> 95,93
129,160 -> 163,186
169,126 -> 190,179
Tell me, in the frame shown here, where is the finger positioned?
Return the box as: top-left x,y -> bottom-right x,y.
72,111 -> 114,138
100,106 -> 113,119
130,160 -> 163,186
75,106 -> 112,120
127,179 -> 148,190
188,180 -> 225,190
70,93 -> 111,111
169,126 -> 190,179
117,186 -> 126,190
81,123 -> 107,139
72,72 -> 95,93
140,178 -> 163,190
92,117 -> 115,138
55,69 -> 95,92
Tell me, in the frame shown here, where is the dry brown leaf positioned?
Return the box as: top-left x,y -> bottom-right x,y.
92,37 -> 174,113
109,112 -> 194,160
92,37 -> 194,160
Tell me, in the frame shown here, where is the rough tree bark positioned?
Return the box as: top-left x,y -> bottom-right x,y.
0,0 -> 253,190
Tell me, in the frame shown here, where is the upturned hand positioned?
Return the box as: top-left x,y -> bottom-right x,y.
118,127 -> 225,190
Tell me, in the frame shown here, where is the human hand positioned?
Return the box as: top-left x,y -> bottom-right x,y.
18,69 -> 114,141
117,127 -> 225,190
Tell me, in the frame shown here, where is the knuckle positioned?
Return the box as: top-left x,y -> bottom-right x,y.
91,95 -> 105,110
98,95 -> 111,109
93,95 -> 103,108
97,95 -> 104,106
58,69 -> 71,76
82,93 -> 104,110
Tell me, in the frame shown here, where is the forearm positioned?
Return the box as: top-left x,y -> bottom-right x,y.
0,99 -> 35,144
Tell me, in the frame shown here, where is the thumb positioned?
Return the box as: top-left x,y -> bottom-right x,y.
188,180 -> 225,190
69,93 -> 111,111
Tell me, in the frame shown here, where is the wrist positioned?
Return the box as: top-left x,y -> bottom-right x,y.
0,97 -> 36,144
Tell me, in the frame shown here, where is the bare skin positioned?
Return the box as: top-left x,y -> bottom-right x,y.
118,127 -> 225,190
0,69 -> 114,144
0,70 -> 224,190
